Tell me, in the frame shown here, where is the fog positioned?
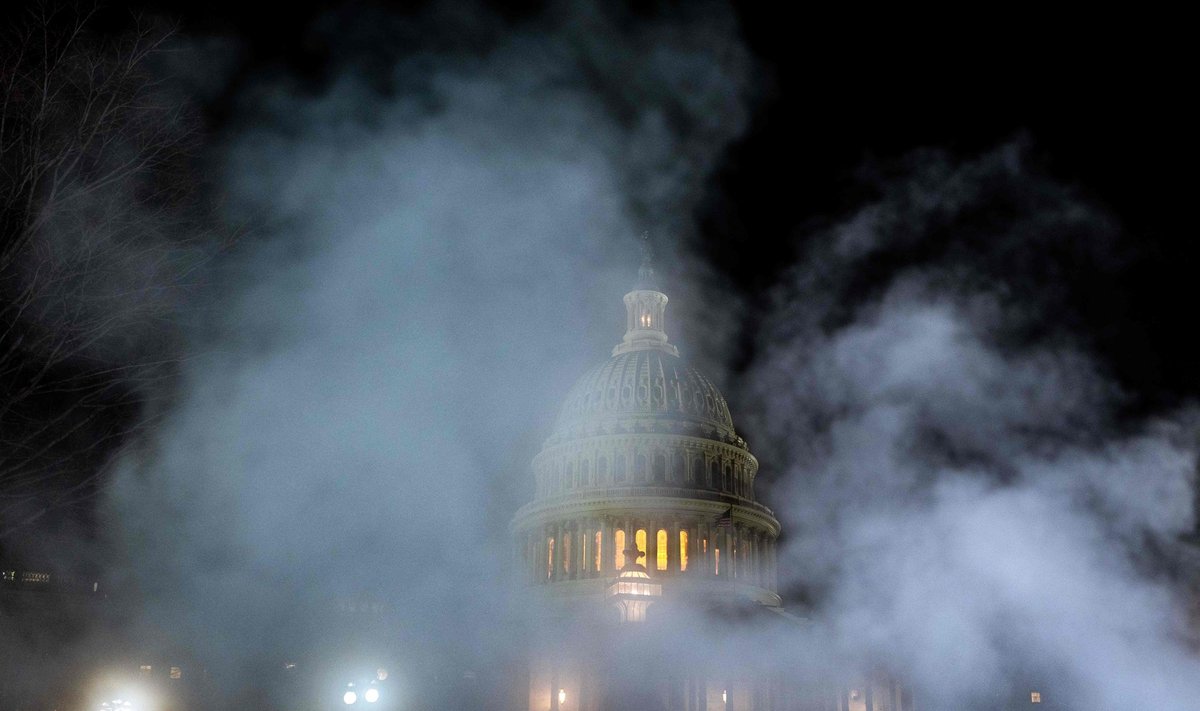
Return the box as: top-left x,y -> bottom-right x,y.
2,3 -> 1197,710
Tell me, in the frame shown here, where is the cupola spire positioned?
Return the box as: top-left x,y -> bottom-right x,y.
613,234 -> 679,357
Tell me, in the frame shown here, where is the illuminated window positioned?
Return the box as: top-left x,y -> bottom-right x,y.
615,530 -> 626,569
170,667 -> 182,680
636,530 -> 647,564
656,530 -> 668,570
1031,692 -> 1042,703
139,665 -> 152,674
547,538 -> 554,579
563,533 -> 572,574
679,531 -> 689,571
640,310 -> 652,328
594,531 -> 602,571
715,548 -> 721,575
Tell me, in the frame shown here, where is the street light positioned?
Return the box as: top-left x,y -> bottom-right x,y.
343,690 -> 358,705
365,687 -> 380,703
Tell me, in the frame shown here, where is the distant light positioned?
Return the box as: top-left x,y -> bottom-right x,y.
376,668 -> 387,681
558,688 -> 566,705
722,689 -> 727,704
1031,691 -> 1042,703
343,691 -> 358,705
365,687 -> 380,703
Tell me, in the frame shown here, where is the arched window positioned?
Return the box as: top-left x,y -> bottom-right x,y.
692,456 -> 703,484
653,454 -> 666,482
679,530 -> 689,571
724,463 -> 732,492
709,459 -> 719,489
546,537 -> 554,580
566,462 -> 575,489
580,459 -> 590,486
635,529 -> 647,564
635,454 -> 648,482
563,532 -> 572,575
597,455 -> 608,483
614,454 -> 626,483
615,530 -> 626,569
671,454 -> 684,483
656,529 -> 668,571
594,530 -> 602,571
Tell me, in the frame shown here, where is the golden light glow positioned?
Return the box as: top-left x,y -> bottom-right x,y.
547,537 -> 554,579
715,548 -> 720,575
656,530 -> 668,570
563,533 -> 572,574
1031,691 -> 1042,703
636,529 -> 647,560
559,688 -> 566,705
594,531 -> 602,571
615,530 -> 626,569
640,312 -> 652,328
679,530 -> 689,571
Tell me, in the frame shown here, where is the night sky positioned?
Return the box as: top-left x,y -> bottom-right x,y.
107,2 -> 1194,411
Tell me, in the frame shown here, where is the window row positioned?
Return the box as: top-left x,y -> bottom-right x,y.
536,448 -> 754,499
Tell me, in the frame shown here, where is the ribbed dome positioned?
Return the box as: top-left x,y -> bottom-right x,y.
554,350 -> 735,436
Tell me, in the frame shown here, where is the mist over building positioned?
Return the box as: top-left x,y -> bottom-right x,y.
2,3 -> 1199,711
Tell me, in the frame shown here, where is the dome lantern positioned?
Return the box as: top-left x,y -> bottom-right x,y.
614,235 -> 678,358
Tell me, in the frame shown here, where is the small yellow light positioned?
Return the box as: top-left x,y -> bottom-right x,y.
722,689 -> 727,703
558,688 -> 566,705
1031,691 -> 1042,703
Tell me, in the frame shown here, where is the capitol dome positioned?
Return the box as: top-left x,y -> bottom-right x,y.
512,245 -> 780,610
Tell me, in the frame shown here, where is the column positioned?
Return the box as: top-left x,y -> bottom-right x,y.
647,519 -> 658,574
553,522 -> 563,581
577,519 -> 587,578
601,517 -> 613,575
668,520 -> 679,573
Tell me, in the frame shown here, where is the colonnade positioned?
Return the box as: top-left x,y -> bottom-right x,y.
518,515 -> 778,592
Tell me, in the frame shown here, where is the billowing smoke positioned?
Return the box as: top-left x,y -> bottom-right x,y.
5,3 -> 1197,710
745,144 -> 1200,709
101,1 -> 752,704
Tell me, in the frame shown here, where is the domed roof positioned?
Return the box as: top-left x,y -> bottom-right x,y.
553,349 -> 735,437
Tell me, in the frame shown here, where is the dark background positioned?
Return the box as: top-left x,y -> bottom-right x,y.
96,1 -> 1193,410
7,1 -> 1196,549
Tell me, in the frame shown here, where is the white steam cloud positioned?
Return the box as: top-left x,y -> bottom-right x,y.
747,146 -> 1200,709
103,3 -> 752,705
